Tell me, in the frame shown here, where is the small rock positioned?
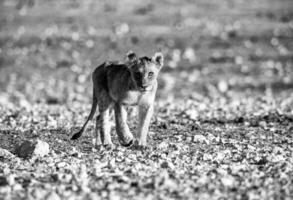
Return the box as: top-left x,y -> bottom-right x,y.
193,135 -> 209,144
15,139 -> 49,159
157,141 -> 168,150
34,140 -> 50,157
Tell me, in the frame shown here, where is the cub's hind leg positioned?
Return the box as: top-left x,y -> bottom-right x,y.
93,115 -> 102,147
99,107 -> 114,148
114,103 -> 134,147
94,108 -> 116,148
96,91 -> 114,149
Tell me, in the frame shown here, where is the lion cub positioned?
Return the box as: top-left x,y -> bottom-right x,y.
71,51 -> 164,148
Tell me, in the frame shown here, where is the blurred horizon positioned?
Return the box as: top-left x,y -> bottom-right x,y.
0,0 -> 292,108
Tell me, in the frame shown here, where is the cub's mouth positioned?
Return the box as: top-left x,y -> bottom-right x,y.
139,85 -> 152,92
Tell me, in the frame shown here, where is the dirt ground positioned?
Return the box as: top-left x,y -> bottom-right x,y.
0,0 -> 293,199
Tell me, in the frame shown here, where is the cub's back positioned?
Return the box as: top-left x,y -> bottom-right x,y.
92,62 -> 132,94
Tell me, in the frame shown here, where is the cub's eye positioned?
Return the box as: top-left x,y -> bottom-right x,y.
148,72 -> 154,79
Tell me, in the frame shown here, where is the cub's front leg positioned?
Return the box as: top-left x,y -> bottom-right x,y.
137,103 -> 154,147
114,103 -> 134,146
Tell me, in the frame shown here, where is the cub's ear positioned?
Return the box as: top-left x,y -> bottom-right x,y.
125,50 -> 137,64
152,52 -> 164,68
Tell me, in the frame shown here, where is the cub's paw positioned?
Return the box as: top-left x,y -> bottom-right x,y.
120,139 -> 134,147
132,140 -> 151,151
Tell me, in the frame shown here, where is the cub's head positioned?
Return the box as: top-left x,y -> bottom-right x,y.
126,51 -> 164,92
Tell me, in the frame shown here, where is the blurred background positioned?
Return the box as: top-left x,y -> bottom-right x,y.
0,0 -> 292,117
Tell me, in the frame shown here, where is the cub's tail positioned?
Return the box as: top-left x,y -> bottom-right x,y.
71,97 -> 98,140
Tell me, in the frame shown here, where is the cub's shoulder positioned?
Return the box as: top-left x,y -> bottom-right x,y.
93,61 -> 126,75
93,61 -> 131,85
100,61 -> 129,71
104,60 -> 124,67
103,61 -> 130,75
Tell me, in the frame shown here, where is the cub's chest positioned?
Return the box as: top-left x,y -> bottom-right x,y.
117,90 -> 155,106
120,91 -> 144,105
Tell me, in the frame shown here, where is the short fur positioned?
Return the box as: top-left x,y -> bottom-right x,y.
71,51 -> 164,147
